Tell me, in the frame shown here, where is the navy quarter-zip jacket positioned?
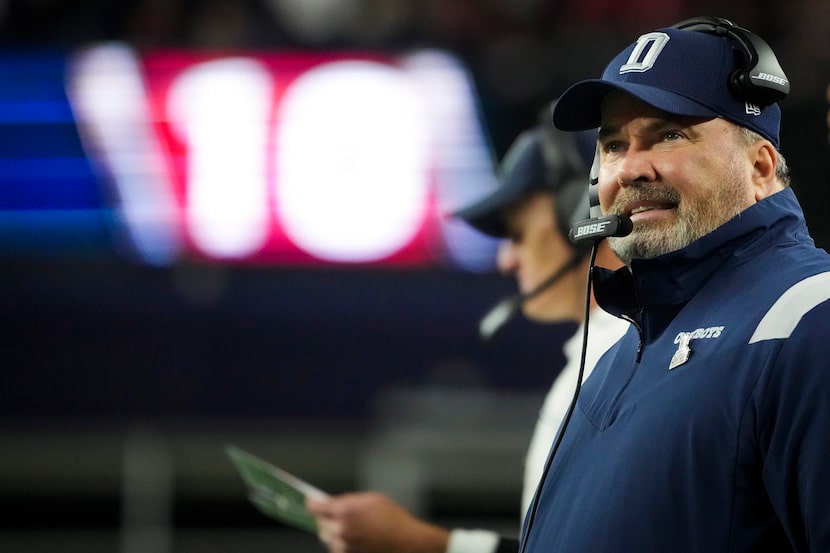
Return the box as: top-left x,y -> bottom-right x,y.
522,187 -> 830,552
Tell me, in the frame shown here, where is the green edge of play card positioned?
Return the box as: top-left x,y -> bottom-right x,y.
225,445 -> 328,534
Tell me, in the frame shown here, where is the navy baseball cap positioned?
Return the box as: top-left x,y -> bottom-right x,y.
552,26 -> 782,147
454,126 -> 595,238
453,128 -> 548,237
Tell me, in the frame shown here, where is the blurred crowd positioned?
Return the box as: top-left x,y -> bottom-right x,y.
0,0 -> 827,155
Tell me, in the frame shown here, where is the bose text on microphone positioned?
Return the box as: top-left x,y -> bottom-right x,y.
568,215 -> 633,244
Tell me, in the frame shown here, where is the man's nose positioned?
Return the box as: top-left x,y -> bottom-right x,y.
614,147 -> 657,188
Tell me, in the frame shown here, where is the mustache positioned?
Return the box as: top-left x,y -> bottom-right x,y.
608,184 -> 681,215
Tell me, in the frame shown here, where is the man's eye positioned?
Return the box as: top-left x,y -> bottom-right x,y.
664,130 -> 683,141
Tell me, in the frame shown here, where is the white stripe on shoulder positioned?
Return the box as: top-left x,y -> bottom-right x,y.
749,271 -> 830,343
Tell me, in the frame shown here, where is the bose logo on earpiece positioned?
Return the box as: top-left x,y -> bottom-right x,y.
751,72 -> 788,86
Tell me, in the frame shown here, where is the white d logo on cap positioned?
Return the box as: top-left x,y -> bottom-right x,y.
620,32 -> 671,74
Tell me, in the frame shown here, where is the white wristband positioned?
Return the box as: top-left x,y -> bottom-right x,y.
446,529 -> 500,553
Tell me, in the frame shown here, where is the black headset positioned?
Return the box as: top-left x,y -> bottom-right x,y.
671,16 -> 790,107
537,120 -> 592,253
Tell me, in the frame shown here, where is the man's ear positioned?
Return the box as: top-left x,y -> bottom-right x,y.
751,141 -> 781,201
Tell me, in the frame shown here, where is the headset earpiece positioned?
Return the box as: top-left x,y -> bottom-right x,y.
538,123 -> 592,250
671,16 -> 789,106
724,25 -> 790,106
557,177 -> 591,238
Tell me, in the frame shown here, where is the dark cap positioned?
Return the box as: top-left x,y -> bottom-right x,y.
454,125 -> 594,238
552,25 -> 783,147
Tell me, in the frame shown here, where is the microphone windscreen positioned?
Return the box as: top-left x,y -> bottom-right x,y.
479,297 -> 519,340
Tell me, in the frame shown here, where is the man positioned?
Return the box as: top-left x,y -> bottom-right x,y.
306,117 -> 628,553
520,17 -> 830,553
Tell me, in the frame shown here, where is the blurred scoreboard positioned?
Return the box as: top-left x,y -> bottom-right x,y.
1,45 -> 501,270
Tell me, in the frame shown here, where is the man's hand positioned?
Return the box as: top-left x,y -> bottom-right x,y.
306,492 -> 450,553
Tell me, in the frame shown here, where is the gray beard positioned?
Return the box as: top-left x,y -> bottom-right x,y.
608,171 -> 747,265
